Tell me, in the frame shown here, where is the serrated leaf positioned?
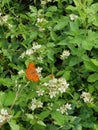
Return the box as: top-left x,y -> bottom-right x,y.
87,73 -> 98,82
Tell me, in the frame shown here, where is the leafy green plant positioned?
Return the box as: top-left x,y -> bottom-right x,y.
0,0 -> 98,130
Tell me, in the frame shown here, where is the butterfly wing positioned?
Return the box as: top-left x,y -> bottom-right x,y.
26,62 -> 39,82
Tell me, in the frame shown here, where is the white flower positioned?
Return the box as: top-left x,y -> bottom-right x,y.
69,14 -> 78,21
30,98 -> 43,111
58,78 -> 69,93
36,67 -> 43,78
18,70 -> 24,75
0,109 -> 11,123
36,89 -> 44,96
8,24 -> 13,29
32,42 -> 42,52
47,0 -> 52,2
81,92 -> 93,103
57,103 -> 72,115
25,48 -> 34,55
37,56 -> 43,62
65,103 -> 72,110
37,101 -> 43,108
49,91 -> 58,99
41,0 -> 46,5
1,109 -> 8,116
44,77 -> 69,98
31,104 -> 37,111
60,50 -> 70,60
20,52 -> 26,58
0,115 -> 5,122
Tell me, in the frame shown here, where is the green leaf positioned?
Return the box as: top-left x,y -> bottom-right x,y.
57,39 -> 68,45
0,92 -> 5,106
50,31 -> 58,41
37,120 -> 46,127
87,73 -> 98,82
54,17 -> 68,30
91,59 -> 98,66
8,120 -> 19,130
70,20 -> 79,32
82,40 -> 93,50
51,112 -> 65,126
84,61 -> 98,72
3,91 -> 16,106
38,111 -> 50,120
0,78 -> 12,87
29,6 -> 37,13
47,6 -> 57,12
69,57 -> 81,66
63,70 -> 71,80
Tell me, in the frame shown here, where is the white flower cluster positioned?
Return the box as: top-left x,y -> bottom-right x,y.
57,103 -> 72,115
44,78 -> 69,98
36,89 -> 44,96
30,98 -> 43,111
0,14 -> 13,29
69,14 -> 78,21
41,0 -> 52,6
36,16 -> 48,31
60,50 -> 70,60
0,15 -> 8,25
20,42 -> 42,58
36,67 -> 43,78
0,109 -> 11,123
18,70 -> 24,75
80,92 -> 93,103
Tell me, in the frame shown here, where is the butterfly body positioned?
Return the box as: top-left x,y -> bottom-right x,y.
26,62 -> 39,82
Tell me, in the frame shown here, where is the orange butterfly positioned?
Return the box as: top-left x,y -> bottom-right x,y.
26,62 -> 39,82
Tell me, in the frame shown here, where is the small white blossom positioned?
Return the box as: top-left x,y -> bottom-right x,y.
57,103 -> 72,115
1,109 -> 8,116
60,50 -> 70,60
37,56 -> 43,62
20,52 -> 26,58
0,115 -> 5,123
81,92 -> 93,103
30,98 -> 43,111
18,70 -> 24,75
37,101 -> 43,108
36,67 -> 43,78
39,27 -> 45,32
58,78 -> 69,93
25,48 -> 34,55
69,14 -> 78,21
8,24 -> 13,29
41,0 -> 47,5
36,89 -> 44,96
49,91 -> 58,99
32,42 -> 42,52
43,77 -> 69,98
0,109 -> 11,123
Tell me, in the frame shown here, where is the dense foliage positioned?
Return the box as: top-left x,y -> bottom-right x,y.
0,0 -> 98,129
